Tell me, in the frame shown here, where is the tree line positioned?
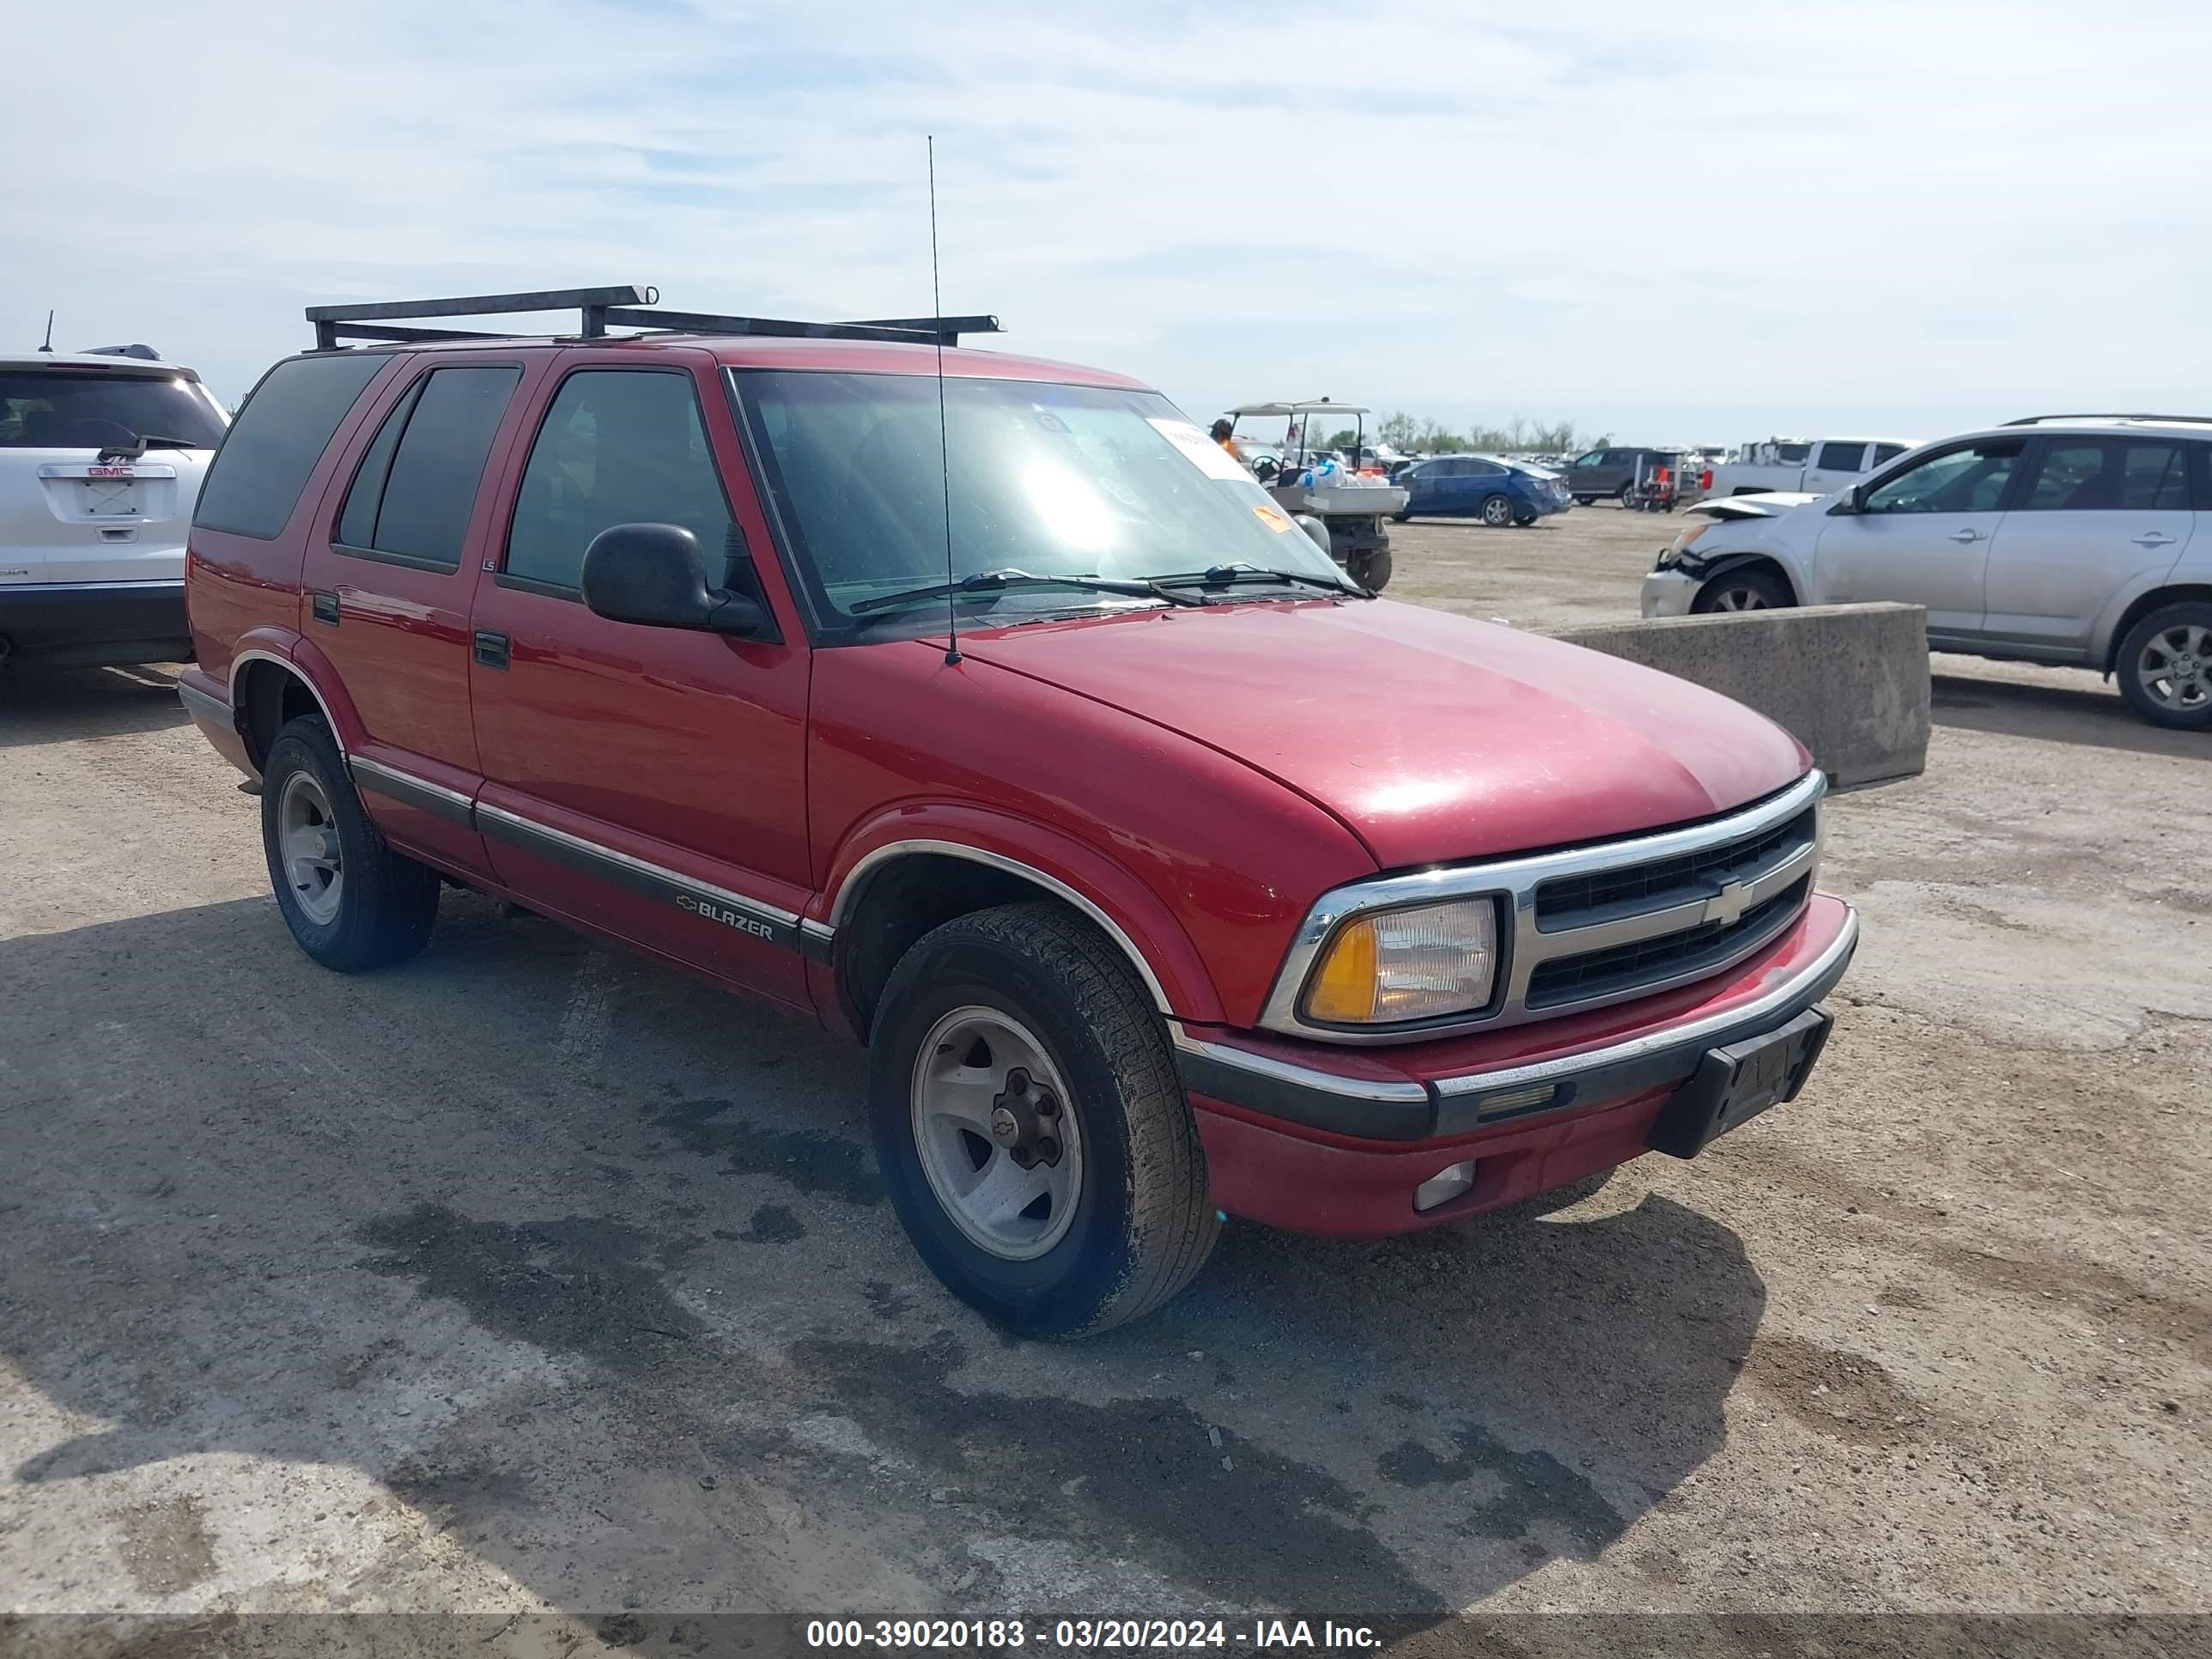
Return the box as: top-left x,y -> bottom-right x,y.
1316,413 -> 1603,456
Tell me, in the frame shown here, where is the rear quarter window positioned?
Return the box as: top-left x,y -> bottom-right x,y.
194,353 -> 389,540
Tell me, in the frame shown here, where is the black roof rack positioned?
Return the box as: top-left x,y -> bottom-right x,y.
303,285 -> 1002,350
2002,412 -> 2212,427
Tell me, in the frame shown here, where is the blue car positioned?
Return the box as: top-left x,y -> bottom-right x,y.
1394,453 -> 1571,526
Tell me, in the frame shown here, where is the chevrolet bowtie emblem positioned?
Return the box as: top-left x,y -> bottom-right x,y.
1706,878 -> 1752,927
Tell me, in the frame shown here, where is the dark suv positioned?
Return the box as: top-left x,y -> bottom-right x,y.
178,286 -> 1856,1336
1564,447 -> 1682,506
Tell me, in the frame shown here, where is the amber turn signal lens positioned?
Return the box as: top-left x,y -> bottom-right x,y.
1304,917 -> 1380,1021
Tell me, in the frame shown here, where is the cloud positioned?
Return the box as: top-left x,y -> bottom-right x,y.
6,0 -> 2209,432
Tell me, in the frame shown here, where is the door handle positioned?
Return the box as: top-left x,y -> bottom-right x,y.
310,590 -> 339,626
2134,532 -> 2178,548
1948,529 -> 1984,544
472,629 -> 510,670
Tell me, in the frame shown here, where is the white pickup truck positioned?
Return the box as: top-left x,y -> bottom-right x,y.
1707,435 -> 1917,498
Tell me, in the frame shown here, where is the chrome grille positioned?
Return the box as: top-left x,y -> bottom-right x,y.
1259,770 -> 1826,1044
1534,806 -> 1817,925
1525,875 -> 1811,1008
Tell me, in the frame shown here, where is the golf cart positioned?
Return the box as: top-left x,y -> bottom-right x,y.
1224,400 -> 1407,591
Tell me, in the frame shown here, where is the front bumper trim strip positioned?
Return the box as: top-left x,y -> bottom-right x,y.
1175,908 -> 1858,1143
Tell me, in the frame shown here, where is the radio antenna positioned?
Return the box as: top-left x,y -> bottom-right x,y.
38,309 -> 54,354
928,136 -> 960,666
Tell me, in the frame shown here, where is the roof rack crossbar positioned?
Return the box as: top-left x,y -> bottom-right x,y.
306,285 -> 658,349
843,314 -> 1003,343
2002,412 -> 2212,427
321,322 -> 516,346
304,287 -> 1002,349
600,307 -> 1002,346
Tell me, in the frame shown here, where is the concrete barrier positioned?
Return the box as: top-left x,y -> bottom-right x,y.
1551,601 -> 1929,789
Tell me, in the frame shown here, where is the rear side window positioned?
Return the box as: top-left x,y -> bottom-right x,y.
1871,443 -> 1908,465
2119,442 -> 2191,511
505,369 -> 732,592
0,370 -> 226,450
335,366 -> 520,570
1817,441 -> 1868,471
195,354 -> 388,539
1775,442 -> 1813,464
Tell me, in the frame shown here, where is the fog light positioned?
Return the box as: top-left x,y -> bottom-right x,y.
1413,1160 -> 1477,1212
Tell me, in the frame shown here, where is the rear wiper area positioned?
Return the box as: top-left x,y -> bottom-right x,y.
1152,562 -> 1373,599
849,567 -> 1201,616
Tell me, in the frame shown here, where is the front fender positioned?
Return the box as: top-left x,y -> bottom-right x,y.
817,802 -> 1224,1024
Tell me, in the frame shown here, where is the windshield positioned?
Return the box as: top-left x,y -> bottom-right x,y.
732,370 -> 1346,629
0,370 -> 227,449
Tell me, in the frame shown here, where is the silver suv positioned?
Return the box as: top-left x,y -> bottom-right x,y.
1641,415 -> 2212,729
0,350 -> 228,669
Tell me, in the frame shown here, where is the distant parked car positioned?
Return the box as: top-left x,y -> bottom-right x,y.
1563,446 -> 1691,506
1643,416 -> 2212,729
1709,436 -> 1917,499
1395,454 -> 1571,526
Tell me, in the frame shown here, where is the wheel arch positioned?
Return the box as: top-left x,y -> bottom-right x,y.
821,821 -> 1220,1040
2102,582 -> 2212,674
1692,551 -> 1800,606
228,641 -> 359,772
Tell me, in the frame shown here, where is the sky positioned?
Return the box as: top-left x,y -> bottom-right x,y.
7,0 -> 2211,447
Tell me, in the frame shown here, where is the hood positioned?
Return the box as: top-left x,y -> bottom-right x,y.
953,599 -> 1811,870
1693,491 -> 1823,520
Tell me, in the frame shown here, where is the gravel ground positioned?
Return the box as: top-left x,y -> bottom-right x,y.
2,506 -> 2206,1650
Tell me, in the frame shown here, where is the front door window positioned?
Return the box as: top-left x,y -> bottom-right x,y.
1863,441 -> 2024,514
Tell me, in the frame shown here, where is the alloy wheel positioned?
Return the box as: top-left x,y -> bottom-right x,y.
277,771 -> 344,925
1710,586 -> 1771,612
909,1006 -> 1085,1261
2137,622 -> 2210,712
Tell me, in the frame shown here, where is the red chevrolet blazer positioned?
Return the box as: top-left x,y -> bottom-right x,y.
178,290 -> 1857,1337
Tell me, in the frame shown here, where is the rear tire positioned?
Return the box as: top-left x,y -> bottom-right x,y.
2116,601 -> 2212,730
868,902 -> 1219,1338
1479,494 -> 1514,527
1690,568 -> 1793,614
1355,548 -> 1394,592
259,715 -> 441,971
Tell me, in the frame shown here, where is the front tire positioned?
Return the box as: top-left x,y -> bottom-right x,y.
868,902 -> 1219,1338
1573,494 -> 1595,507
1690,567 -> 1793,614
1479,494 -> 1514,527
259,715 -> 441,971
2116,601 -> 2212,729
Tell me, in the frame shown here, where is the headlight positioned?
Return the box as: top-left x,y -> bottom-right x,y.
1302,897 -> 1499,1024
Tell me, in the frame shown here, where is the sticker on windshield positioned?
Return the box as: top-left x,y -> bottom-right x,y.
1252,503 -> 1295,533
1149,417 -> 1254,483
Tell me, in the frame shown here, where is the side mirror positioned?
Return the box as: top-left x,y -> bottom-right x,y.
580,524 -> 767,636
1832,483 -> 1869,515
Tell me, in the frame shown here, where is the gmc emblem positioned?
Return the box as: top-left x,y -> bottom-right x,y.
676,892 -> 775,939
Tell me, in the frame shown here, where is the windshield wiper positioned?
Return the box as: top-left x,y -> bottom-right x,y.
1152,562 -> 1372,599
848,567 -> 1200,616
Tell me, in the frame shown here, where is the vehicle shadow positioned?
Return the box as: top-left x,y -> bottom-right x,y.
0,664 -> 188,750
1929,662 -> 2208,763
1,893 -> 1765,1621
